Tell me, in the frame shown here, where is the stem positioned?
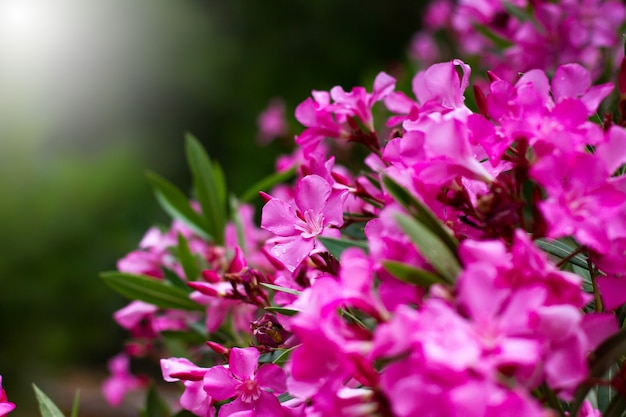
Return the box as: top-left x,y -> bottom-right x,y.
587,255 -> 604,313
555,246 -> 586,268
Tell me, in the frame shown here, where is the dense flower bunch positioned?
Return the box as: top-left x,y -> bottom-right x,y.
85,1 -> 626,417
99,49 -> 626,417
409,0 -> 626,82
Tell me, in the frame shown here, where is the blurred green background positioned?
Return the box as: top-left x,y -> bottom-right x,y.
0,0 -> 424,415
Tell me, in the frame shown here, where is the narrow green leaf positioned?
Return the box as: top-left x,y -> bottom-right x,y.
383,260 -> 444,288
101,272 -> 202,311
177,233 -> 200,281
144,384 -> 170,417
501,2 -> 530,21
571,328 -> 626,416
213,161 -> 227,207
240,166 -> 297,203
395,213 -> 460,283
146,171 -> 210,240
264,306 -> 299,316
229,196 -> 248,256
382,175 -> 458,253
33,384 -> 65,417
535,238 -> 589,270
70,390 -> 80,417
317,236 -> 369,259
272,345 -> 301,366
604,394 -> 626,417
260,282 -> 302,296
185,134 -> 226,245
472,23 -> 514,49
162,267 -> 189,290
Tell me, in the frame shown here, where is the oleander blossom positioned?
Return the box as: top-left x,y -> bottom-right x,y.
202,347 -> 288,417
261,174 -> 347,272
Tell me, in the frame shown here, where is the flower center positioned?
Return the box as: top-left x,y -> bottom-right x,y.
236,379 -> 262,403
295,209 -> 325,239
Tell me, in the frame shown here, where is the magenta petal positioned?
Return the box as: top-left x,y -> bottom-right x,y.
597,275 -> 626,310
203,366 -> 238,401
218,398 -> 253,417
229,347 -> 260,380
295,175 -> 331,213
269,237 -> 314,272
161,357 -> 205,382
261,199 -> 298,237
254,391 -> 285,417
552,63 -> 590,102
256,364 -> 287,394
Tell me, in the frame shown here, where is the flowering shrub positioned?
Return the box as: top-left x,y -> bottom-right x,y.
4,0 -> 626,416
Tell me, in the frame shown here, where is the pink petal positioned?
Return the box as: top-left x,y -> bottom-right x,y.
552,63 -> 590,102
597,275 -> 626,310
268,236 -> 315,272
295,175 -> 331,214
254,391 -> 285,417
218,398 -> 253,417
229,347 -> 260,380
256,364 -> 287,394
161,357 -> 205,382
203,366 -> 238,401
371,72 -> 396,103
261,199 -> 298,237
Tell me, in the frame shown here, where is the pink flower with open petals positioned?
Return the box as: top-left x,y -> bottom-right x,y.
203,347 -> 287,417
102,354 -> 147,407
262,175 -> 347,272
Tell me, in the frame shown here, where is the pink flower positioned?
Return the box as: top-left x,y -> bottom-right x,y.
0,376 -> 15,417
257,98 -> 288,145
161,357 -> 214,417
261,175 -> 347,272
203,347 -> 287,417
102,354 -> 147,407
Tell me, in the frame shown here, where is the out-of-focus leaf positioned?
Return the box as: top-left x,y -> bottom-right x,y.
161,330 -> 207,345
571,328 -> 626,416
70,390 -> 80,417
101,272 -> 202,311
317,236 -> 369,259
382,175 -> 458,253
472,23 -> 514,49
502,1 -> 530,21
33,384 -> 65,417
535,238 -> 589,270
177,233 -> 200,281
265,306 -> 299,316
185,134 -> 226,245
146,171 -> 210,240
142,385 -> 170,417
383,260 -> 444,288
162,267 -> 189,290
230,196 -> 248,256
240,166 -> 297,203
260,282 -> 302,296
597,365 -> 617,412
272,345 -> 301,366
604,393 -> 626,417
394,213 -> 460,283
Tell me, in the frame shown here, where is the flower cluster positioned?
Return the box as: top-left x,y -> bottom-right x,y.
94,1 -> 626,417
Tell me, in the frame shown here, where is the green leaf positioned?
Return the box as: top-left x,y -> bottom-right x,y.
534,238 -> 589,270
571,328 -> 626,416
185,134 -> 226,245
162,267 -> 189,290
101,272 -> 202,311
239,166 -> 297,203
212,161 -> 227,208
177,233 -> 200,281
604,393 -> 626,417
143,385 -> 170,417
501,1 -> 530,21
70,390 -> 80,417
383,260 -> 444,288
33,384 -> 65,417
264,306 -> 299,316
394,213 -> 460,283
260,282 -> 302,296
472,23 -> 514,49
146,171 -> 210,240
272,345 -> 301,366
382,175 -> 458,253
317,236 -> 369,259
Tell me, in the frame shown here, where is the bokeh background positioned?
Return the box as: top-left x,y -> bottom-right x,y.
0,0 -> 425,415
